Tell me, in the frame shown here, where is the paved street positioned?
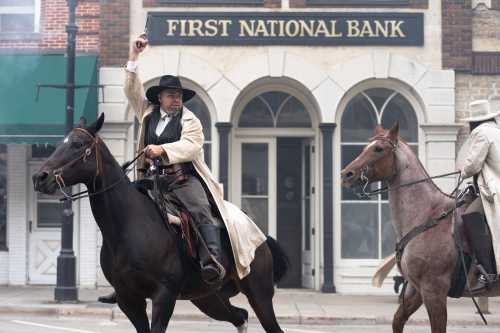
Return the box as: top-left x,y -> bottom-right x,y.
0,315 -> 498,333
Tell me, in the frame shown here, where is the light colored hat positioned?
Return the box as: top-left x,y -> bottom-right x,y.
462,99 -> 500,122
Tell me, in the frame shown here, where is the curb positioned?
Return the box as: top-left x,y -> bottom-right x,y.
1,305 -> 499,327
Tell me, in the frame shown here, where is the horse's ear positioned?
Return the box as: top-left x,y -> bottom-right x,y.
374,125 -> 385,136
387,121 -> 400,142
86,113 -> 105,136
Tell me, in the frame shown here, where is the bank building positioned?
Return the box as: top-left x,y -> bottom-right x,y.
0,0 -> 499,295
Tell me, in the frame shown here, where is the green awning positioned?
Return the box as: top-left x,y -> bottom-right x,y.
0,54 -> 98,144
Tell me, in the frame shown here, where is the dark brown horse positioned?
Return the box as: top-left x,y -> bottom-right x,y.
341,123 -> 500,333
32,114 -> 289,333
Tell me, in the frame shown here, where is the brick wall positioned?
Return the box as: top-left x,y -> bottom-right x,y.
0,0 -> 100,53
455,73 -> 500,148
99,0 -> 130,67
442,0 -> 473,71
290,0 -> 427,8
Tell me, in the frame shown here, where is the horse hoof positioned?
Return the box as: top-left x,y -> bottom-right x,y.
237,320 -> 248,333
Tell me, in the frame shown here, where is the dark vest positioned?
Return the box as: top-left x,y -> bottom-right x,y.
144,106 -> 183,146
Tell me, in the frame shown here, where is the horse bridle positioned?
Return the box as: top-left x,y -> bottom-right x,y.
357,136 -> 398,198
53,128 -> 103,200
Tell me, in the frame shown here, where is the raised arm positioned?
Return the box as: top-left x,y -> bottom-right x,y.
124,34 -> 149,120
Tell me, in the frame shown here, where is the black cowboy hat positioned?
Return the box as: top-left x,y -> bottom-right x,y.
145,75 -> 196,105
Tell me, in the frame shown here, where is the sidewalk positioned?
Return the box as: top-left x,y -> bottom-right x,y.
0,286 -> 499,326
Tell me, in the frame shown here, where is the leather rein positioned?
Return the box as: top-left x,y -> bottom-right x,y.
54,128 -> 144,202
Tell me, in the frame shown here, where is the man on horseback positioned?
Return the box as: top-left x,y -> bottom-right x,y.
125,33 -> 227,285
460,99 -> 500,292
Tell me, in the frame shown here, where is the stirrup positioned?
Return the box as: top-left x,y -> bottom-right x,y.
201,255 -> 226,285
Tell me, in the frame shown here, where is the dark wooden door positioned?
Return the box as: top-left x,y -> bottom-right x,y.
277,138 -> 302,288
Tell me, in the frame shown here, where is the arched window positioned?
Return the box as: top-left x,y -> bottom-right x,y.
238,91 -> 311,128
341,88 -> 418,260
133,94 -> 212,169
185,95 -> 212,168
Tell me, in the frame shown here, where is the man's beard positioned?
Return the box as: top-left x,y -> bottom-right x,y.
166,105 -> 182,115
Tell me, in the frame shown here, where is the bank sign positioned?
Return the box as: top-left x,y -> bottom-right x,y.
147,12 -> 423,46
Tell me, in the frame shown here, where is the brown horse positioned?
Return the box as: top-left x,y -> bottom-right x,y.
341,123 -> 500,333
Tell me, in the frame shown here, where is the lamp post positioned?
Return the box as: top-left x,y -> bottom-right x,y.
54,0 -> 79,302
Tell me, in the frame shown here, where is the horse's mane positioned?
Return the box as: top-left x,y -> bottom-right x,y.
397,139 -> 454,199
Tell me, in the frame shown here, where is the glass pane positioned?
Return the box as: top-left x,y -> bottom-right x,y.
0,0 -> 34,5
341,203 -> 379,259
381,94 -> 418,142
242,143 -> 268,195
31,145 -> 56,158
364,88 -> 393,112
341,145 -> 377,201
341,94 -> 378,142
239,97 -> 274,128
241,197 -> 268,234
0,145 -> 6,249
382,203 -> 397,258
184,95 -> 211,140
260,91 -> 289,116
276,96 -> 312,128
37,202 -> 63,228
1,14 -> 34,33
203,143 -> 211,169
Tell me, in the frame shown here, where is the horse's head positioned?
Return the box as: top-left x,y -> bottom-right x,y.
341,122 -> 400,189
33,113 -> 105,194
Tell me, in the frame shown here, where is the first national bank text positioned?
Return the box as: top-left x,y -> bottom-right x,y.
147,13 -> 424,46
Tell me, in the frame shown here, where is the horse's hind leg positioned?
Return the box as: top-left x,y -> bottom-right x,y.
116,293 -> 150,333
240,246 -> 283,333
392,283 -> 422,333
191,293 -> 249,332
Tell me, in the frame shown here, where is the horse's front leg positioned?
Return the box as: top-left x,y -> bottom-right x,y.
116,291 -> 150,333
150,287 -> 177,333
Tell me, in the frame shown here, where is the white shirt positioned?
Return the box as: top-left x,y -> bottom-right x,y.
155,109 -> 171,136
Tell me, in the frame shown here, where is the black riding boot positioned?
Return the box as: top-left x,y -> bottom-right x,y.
98,291 -> 117,304
462,212 -> 498,292
198,224 -> 226,285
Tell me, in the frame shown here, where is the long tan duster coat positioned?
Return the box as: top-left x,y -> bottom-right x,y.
462,121 -> 500,273
124,69 -> 266,278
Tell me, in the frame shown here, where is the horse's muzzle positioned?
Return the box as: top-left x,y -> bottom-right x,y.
341,169 -> 358,188
33,171 -> 57,194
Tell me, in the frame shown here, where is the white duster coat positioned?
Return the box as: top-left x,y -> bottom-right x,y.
124,69 -> 266,278
462,121 -> 500,272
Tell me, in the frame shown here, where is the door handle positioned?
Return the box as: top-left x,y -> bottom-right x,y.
28,220 -> 32,233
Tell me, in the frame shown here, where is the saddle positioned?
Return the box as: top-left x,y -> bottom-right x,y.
134,177 -> 197,256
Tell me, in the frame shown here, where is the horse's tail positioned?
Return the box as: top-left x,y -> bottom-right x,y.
266,236 -> 290,283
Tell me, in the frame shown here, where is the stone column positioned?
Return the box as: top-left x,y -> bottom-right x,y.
320,123 -> 336,293
216,123 -> 232,200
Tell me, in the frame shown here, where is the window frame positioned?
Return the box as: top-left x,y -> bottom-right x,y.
305,0 -> 410,6
0,144 -> 6,251
158,0 -> 264,5
339,88 -> 418,261
0,0 -> 41,35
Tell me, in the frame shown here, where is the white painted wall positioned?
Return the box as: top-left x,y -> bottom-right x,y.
7,145 -> 28,285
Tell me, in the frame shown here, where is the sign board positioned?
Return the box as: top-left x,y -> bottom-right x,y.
147,12 -> 424,46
